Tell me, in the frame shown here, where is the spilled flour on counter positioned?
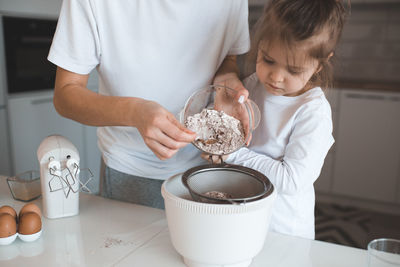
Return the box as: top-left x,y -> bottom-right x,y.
102,237 -> 134,248
185,109 -> 245,155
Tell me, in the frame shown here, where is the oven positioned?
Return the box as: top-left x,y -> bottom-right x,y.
2,16 -> 57,93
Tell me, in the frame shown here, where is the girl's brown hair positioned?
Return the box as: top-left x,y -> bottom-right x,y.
246,0 -> 349,89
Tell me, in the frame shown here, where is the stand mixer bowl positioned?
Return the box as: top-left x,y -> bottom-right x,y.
161,171 -> 276,267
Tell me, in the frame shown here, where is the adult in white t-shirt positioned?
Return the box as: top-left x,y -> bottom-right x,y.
48,0 -> 250,208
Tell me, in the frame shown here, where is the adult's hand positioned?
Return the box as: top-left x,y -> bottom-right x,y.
134,100 -> 196,160
54,67 -> 195,160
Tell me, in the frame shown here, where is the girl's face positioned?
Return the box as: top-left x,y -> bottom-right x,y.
256,41 -> 320,97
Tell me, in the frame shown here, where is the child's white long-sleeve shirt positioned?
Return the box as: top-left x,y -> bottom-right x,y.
226,73 -> 334,239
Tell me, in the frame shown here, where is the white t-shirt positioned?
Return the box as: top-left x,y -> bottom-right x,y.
226,73 -> 335,239
48,0 -> 250,179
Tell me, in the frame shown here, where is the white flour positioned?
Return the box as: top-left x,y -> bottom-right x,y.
185,109 -> 245,155
204,191 -> 232,199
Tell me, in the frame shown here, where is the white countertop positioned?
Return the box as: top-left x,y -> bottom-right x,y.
0,176 -> 368,267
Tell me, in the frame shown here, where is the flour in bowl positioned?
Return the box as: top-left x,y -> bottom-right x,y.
204,191 -> 232,199
185,109 -> 245,155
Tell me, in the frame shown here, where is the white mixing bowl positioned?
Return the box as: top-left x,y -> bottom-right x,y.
161,172 -> 277,267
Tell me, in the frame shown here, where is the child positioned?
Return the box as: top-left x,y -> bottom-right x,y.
216,0 -> 348,239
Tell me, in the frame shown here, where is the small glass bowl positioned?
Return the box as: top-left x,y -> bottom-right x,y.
7,170 -> 41,202
180,85 -> 260,156
367,238 -> 400,266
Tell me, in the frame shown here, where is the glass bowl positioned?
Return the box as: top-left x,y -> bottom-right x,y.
180,85 -> 260,156
7,170 -> 41,202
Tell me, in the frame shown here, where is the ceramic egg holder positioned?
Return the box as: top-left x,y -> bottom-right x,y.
0,212 -> 42,246
0,230 -> 44,245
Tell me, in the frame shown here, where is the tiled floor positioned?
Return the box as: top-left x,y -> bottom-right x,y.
315,202 -> 400,249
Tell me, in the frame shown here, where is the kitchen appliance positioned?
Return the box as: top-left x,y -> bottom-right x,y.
2,16 -> 57,93
162,172 -> 276,267
37,135 -> 92,219
162,85 -> 276,267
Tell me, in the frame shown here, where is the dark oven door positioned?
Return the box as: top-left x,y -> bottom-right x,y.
3,16 -> 57,93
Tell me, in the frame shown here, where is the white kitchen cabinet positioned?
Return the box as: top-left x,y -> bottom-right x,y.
331,89 -> 400,203
0,15 -> 11,176
82,125 -> 100,194
6,68 -> 101,193
83,69 -> 101,194
314,88 -> 340,193
7,91 -> 85,174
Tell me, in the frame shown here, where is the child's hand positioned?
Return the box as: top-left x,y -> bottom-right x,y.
201,153 -> 229,164
213,79 -> 253,146
213,74 -> 248,103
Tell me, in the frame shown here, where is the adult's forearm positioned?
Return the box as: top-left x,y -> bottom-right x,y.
54,83 -> 141,127
53,67 -> 145,127
52,68 -> 196,160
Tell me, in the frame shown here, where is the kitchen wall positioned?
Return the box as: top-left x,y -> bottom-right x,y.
0,0 -> 62,18
335,3 -> 400,83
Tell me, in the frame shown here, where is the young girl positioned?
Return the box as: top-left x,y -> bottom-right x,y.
219,0 -> 348,239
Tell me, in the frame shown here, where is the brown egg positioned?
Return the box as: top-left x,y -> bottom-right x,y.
19,203 -> 41,218
0,205 -> 17,220
0,213 -> 17,237
18,212 -> 42,235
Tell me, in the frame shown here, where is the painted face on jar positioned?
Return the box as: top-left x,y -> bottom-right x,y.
256,40 -> 320,97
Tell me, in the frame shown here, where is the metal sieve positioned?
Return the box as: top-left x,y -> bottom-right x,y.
182,163 -> 273,205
